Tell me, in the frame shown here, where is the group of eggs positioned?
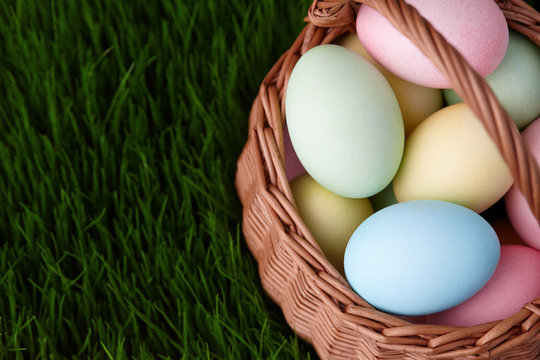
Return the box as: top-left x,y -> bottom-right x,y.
283,0 -> 540,326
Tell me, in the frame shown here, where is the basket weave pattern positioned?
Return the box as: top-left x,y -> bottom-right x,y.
235,0 -> 540,358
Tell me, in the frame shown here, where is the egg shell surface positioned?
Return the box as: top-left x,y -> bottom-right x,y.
335,32 -> 443,135
290,174 -> 373,275
344,200 -> 500,316
286,44 -> 404,198
504,117 -> 540,250
393,103 -> 513,213
356,0 -> 508,88
444,31 -> 540,130
427,245 -> 540,326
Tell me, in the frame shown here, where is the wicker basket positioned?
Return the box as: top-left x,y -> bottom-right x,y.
235,0 -> 540,358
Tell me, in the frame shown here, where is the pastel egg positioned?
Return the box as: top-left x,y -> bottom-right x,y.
286,44 -> 404,198
344,200 -> 500,316
393,103 -> 513,213
356,0 -> 508,88
504,117 -> 540,250
444,31 -> 540,129
335,32 -> 443,135
290,174 -> 373,275
427,245 -> 540,326
283,125 -> 306,181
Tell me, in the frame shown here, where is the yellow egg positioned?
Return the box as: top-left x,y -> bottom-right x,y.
393,103 -> 513,213
335,32 -> 443,136
290,174 -> 373,275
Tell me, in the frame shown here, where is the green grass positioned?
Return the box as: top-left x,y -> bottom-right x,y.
0,0 -> 315,358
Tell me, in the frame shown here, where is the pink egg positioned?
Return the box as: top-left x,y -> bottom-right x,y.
356,0 -> 509,88
504,117 -> 540,250
283,125 -> 306,181
427,245 -> 540,327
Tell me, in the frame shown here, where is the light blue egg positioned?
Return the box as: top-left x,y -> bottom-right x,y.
344,200 -> 500,316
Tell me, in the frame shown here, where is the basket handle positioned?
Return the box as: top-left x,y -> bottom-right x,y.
308,0 -> 359,27
307,0 -> 540,225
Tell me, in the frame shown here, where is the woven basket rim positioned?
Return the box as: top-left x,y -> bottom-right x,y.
236,0 -> 540,359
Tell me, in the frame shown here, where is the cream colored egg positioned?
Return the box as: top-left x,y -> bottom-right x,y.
336,32 -> 443,136
290,174 -> 373,275
393,103 -> 513,213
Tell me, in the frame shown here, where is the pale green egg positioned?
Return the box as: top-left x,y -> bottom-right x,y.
444,31 -> 540,130
286,44 -> 404,198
